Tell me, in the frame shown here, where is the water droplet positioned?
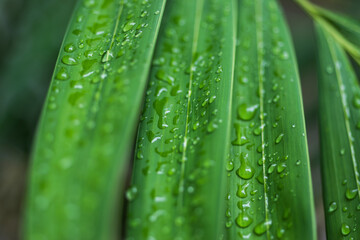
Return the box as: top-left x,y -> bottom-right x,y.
268,164 -> 276,174
64,43 -> 75,53
225,220 -> 233,228
232,123 -> 249,146
353,95 -> 360,108
155,69 -> 174,85
123,21 -> 136,32
167,168 -> 176,176
341,223 -> 351,236
47,102 -> 57,110
154,97 -> 169,129
207,120 -> 218,133
277,227 -> 285,238
140,10 -> 148,18
277,163 -> 286,173
237,182 -> 249,198
272,94 -> 280,103
126,186 -> 138,201
62,55 -> 78,65
226,161 -> 234,172
328,201 -> 337,213
326,65 -> 333,74
254,220 -> 272,235
295,160 -> 301,166
340,148 -> 345,156
101,51 -> 114,63
84,0 -> 95,8
236,212 -> 253,228
345,188 -> 357,200
193,121 -> 200,130
275,133 -> 284,144
238,103 -> 259,121
236,153 -> 255,180
280,51 -> 289,60
55,68 -> 69,80
136,150 -> 143,159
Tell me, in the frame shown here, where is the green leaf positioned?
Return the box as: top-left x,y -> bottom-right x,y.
225,0 -> 316,239
312,6 -> 360,47
24,0 -> 166,239
126,0 -> 236,239
316,23 -> 360,240
296,0 -> 360,65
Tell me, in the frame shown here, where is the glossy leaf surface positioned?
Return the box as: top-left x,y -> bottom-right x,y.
225,0 -> 316,239
126,0 -> 236,239
25,0 -> 166,239
316,23 -> 360,240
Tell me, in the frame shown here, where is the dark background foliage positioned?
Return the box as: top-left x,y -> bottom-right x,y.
0,0 -> 358,239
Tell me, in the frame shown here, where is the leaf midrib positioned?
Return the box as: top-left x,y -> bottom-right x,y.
255,0 -> 271,238
178,0 -> 205,210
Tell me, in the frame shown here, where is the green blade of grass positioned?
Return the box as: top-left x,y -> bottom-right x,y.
24,0 -> 166,239
311,6 -> 360,47
296,0 -> 360,65
295,0 -> 360,46
126,0 -> 236,239
316,23 -> 360,239
225,0 -> 316,238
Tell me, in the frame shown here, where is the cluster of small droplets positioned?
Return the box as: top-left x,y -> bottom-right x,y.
224,0 -> 313,238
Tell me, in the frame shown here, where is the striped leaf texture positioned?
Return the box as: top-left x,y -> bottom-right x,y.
126,0 -> 236,239
316,23 -> 360,239
297,0 -> 360,65
25,0 -> 166,239
225,0 -> 316,239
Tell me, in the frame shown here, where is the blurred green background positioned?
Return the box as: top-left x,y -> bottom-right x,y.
0,0 -> 358,239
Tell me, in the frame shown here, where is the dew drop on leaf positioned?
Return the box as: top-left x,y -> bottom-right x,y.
254,220 -> 272,235
345,188 -> 357,200
140,10 -> 148,18
340,148 -> 345,156
237,182 -> 249,198
126,186 -> 138,201
207,120 -> 218,133
341,223 -> 351,236
47,103 -> 57,110
277,227 -> 285,238
277,163 -> 286,173
268,164 -> 276,174
123,21 -> 136,32
56,68 -> 69,80
326,65 -> 333,74
236,153 -> 255,180
237,103 -> 259,121
236,212 -> 253,228
225,220 -> 233,228
226,161 -> 234,172
275,133 -> 284,144
64,43 -> 76,53
353,95 -> 360,109
62,55 -> 78,65
328,201 -> 337,213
